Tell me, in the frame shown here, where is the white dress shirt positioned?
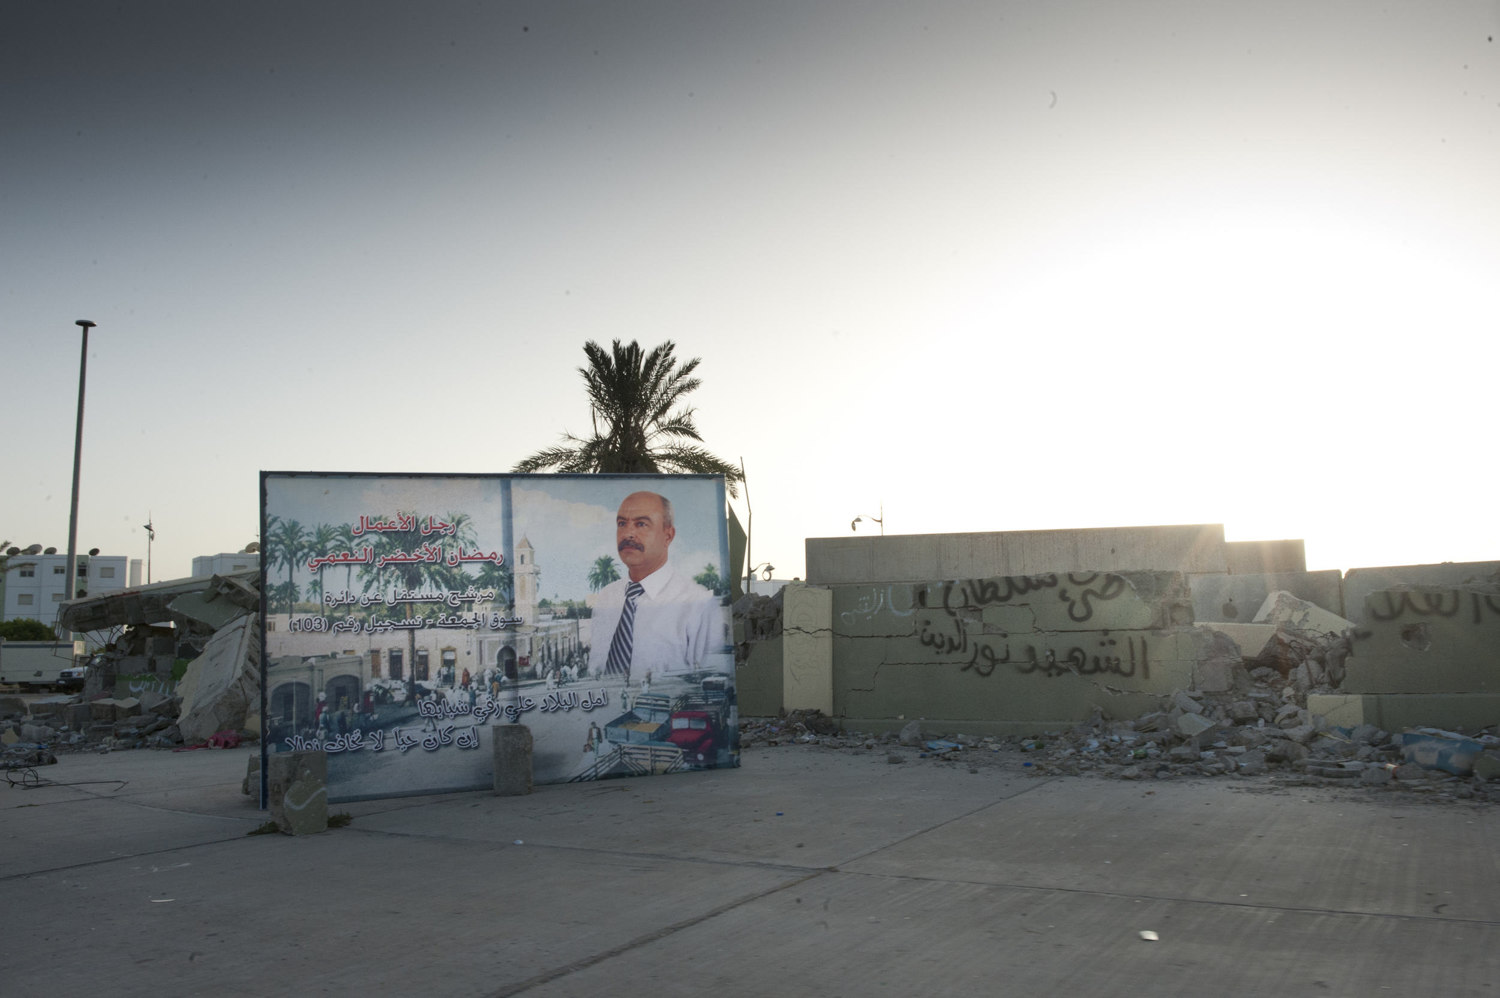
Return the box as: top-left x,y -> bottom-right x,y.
588,562 -> 724,676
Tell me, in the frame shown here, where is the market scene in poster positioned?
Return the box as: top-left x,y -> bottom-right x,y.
260,473 -> 737,801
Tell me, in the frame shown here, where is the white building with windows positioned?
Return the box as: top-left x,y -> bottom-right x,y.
191,551 -> 260,577
2,550 -> 141,630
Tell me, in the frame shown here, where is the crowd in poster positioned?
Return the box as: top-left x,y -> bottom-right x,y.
261,472 -> 738,802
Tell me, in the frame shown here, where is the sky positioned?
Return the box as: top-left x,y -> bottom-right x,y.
5,0 -> 1499,584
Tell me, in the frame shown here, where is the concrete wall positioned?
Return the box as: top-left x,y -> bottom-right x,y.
1188,570 -> 1345,623
824,572 -> 1206,734
738,547 -> 1500,734
1342,561 -> 1500,623
1345,585 -> 1500,695
1224,539 -> 1306,575
1309,581 -> 1500,731
736,634 -> 783,717
807,525 -> 1228,585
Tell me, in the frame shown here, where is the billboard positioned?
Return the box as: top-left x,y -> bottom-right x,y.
260,472 -> 737,802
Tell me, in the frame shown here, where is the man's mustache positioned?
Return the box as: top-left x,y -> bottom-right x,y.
618,539 -> 645,554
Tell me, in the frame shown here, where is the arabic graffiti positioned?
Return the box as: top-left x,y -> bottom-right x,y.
908,573 -> 1150,681
911,573 -> 1129,624
838,585 -> 917,625
1367,589 -> 1500,624
123,674 -> 175,697
958,635 -> 1152,680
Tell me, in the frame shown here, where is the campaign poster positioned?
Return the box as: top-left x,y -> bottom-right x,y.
260,472 -> 737,802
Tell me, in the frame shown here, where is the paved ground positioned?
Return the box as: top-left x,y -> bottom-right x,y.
2,742 -> 1497,997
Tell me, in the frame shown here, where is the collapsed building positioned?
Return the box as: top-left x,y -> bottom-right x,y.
0,571 -> 261,765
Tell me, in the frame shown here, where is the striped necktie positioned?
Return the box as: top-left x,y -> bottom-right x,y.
604,581 -> 645,679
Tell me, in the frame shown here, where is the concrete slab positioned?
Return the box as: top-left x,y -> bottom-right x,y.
1,744 -> 1496,997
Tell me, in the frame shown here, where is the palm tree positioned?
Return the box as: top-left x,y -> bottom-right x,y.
587,555 -> 620,592
513,339 -> 742,496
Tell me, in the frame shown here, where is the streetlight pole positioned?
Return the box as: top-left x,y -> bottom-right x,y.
64,320 -> 96,624
143,515 -> 155,584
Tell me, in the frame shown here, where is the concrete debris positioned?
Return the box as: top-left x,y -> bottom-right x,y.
738,672 -> 1500,805
1253,590 -> 1355,636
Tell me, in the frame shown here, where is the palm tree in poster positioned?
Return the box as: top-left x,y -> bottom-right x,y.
335,522 -> 359,597
587,555 -> 620,592
475,561 -> 514,610
306,523 -> 338,612
512,339 -> 742,496
267,516 -> 308,615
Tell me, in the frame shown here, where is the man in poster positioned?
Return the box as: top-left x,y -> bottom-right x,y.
588,490 -> 722,679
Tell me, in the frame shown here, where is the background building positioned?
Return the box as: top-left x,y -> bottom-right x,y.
191,551 -> 260,577
2,548 -> 141,631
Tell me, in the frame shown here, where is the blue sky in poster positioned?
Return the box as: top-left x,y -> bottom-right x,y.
511,477 -> 727,603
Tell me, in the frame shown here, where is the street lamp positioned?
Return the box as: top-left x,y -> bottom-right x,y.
143,515 -> 155,584
64,320 -> 96,618
850,503 -> 884,536
745,562 -> 775,597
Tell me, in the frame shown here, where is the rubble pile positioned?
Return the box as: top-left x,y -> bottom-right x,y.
0,688 -> 193,768
740,665 -> 1500,804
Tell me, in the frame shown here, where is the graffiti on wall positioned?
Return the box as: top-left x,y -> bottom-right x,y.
1367,590 -> 1500,624
838,585 -> 917,626
910,573 -> 1151,680
914,573 -> 1129,624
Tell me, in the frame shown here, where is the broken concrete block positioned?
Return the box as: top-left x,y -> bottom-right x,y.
1169,690 -> 1202,714
898,720 -> 924,746
493,724 -> 533,796
1265,739 -> 1310,764
1281,723 -> 1317,745
267,751 -> 327,835
1168,743 -> 1201,763
1253,591 -> 1354,636
1174,712 -> 1217,744
177,617 -> 258,744
1190,629 -> 1249,693
1236,749 -> 1268,775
